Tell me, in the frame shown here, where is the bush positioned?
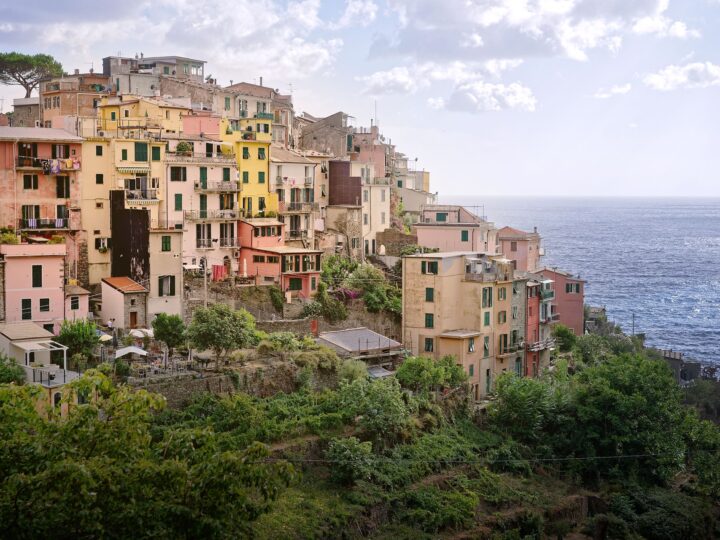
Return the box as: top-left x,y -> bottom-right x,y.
326,437 -> 375,485
268,286 -> 284,312
0,354 -> 25,385
552,324 -> 576,352
338,359 -> 368,383
114,359 -> 130,378
0,232 -> 18,245
396,355 -> 467,393
397,486 -> 477,533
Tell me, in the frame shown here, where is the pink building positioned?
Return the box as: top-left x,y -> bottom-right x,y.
0,243 -> 67,334
238,218 -> 321,298
350,126 -> 389,179
498,226 -> 543,272
64,284 -> 91,323
414,205 -> 498,254
536,268 -> 585,335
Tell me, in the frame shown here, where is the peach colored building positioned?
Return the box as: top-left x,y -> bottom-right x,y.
536,268 -> 585,335
414,205 -> 498,255
64,285 -> 91,323
238,219 -> 321,298
0,243 -> 66,334
498,226 -> 543,272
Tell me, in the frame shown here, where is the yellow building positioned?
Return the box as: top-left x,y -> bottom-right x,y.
221,116 -> 277,216
98,95 -> 188,135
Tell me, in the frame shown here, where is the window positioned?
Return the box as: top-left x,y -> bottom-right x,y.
111,111 -> 116,121
512,282 -> 519,295
468,337 -> 475,353
566,283 -> 581,294
258,171 -> 265,184
96,145 -> 103,156
363,214 -> 368,225
44,324 -> 55,334
121,149 -> 127,161
123,109 -> 129,118
158,275 -> 176,297
424,337 -> 434,352
134,142 -> 148,161
56,176 -> 70,198
170,167 -> 187,181
424,313 -> 434,328
161,235 -> 171,251
253,255 -> 266,263
498,287 -> 507,300
483,336 -> 490,357
421,260 -> 438,274
498,310 -> 507,324
223,168 -> 231,181
482,287 -> 493,308
436,212 -> 447,222
469,364 -> 474,377
363,190 -> 368,202
381,189 -> 386,202
151,146 -> 161,161
258,148 -> 266,160
163,66 -> 169,75
242,147 -> 250,159
259,197 -> 266,211
425,287 -> 434,302
483,311 -> 490,326
21,299 -> 31,320
510,241 -> 517,252
224,97 -> 231,110
39,298 -> 50,312
512,306 -> 518,320
288,278 -> 302,291
23,174 -> 38,190
242,171 -> 249,183
267,256 -> 279,264
381,212 -> 386,224
70,296 -> 79,310
96,202 -> 103,209
311,277 -> 316,290
461,230 -> 469,242
95,237 -> 110,251
174,194 -> 182,211
32,265 -> 42,287
96,173 -> 104,185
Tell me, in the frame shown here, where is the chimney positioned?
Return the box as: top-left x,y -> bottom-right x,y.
74,68 -> 80,75
533,226 -> 537,233
259,76 -> 263,86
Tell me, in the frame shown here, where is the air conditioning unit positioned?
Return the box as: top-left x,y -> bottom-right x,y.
97,131 -> 105,137
34,120 -> 41,127
232,250 -> 240,258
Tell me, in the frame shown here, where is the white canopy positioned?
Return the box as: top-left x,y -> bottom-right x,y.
115,346 -> 148,359
129,328 -> 154,338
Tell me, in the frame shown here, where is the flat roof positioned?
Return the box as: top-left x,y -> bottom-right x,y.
405,251 -> 484,259
318,327 -> 401,353
0,322 -> 54,341
0,127 -> 82,142
102,276 -> 148,293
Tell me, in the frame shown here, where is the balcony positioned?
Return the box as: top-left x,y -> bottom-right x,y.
540,289 -> 555,300
527,337 -> 556,352
219,237 -> 240,248
196,238 -> 213,249
126,189 -> 159,204
16,156 -> 80,171
254,112 -> 274,120
117,117 -> 161,129
18,218 -> 69,230
165,152 -> 236,164
497,343 -> 524,358
275,175 -> 284,186
304,176 -> 313,186
150,219 -> 183,230
184,209 -> 242,221
194,181 -> 240,192
239,110 -> 248,118
279,202 -> 317,214
285,230 -> 308,241
22,365 -> 80,388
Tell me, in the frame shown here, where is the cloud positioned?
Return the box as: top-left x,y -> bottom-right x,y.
357,66 -> 422,94
633,16 -> 700,38
331,0 -> 378,29
593,83 -> 632,99
643,62 -> 720,91
443,80 -> 537,112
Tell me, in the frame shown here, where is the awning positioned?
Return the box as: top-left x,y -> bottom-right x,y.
12,340 -> 68,352
115,346 -> 148,358
129,328 -> 154,338
116,166 -> 150,174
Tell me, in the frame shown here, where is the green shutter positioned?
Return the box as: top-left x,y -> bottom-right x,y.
174,194 -> 182,211
96,173 -> 103,184
242,171 -> 249,183
200,167 -> 207,182
425,313 -> 434,328
22,299 -> 31,320
258,171 -> 265,183
484,312 -> 490,326
162,235 -> 171,251
421,261 -> 427,274
461,230 -> 469,242
169,276 -> 176,296
151,146 -> 161,161
134,142 -> 148,161
425,287 -> 434,302
121,149 -> 127,160
96,145 -> 102,156
158,277 -> 164,297
223,168 -> 230,181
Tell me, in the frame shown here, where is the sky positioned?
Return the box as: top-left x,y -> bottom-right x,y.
1,0 -> 719,196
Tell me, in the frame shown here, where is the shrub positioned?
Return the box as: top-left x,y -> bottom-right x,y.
338,359 -> 368,383
0,354 -> 25,385
114,359 -> 130,378
326,437 -> 375,485
268,286 -> 284,312
552,324 -> 576,352
175,141 -> 192,154
0,232 -> 18,245
398,486 -> 477,533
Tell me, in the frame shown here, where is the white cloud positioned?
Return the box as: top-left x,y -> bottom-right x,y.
633,16 -> 700,38
331,0 -> 378,29
593,83 -> 632,99
358,66 -> 422,94
443,80 -> 537,112
643,62 -> 720,91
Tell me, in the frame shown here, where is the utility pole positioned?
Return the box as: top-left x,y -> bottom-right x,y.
631,312 -> 635,336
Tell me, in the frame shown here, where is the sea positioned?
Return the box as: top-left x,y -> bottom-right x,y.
441,196 -> 720,364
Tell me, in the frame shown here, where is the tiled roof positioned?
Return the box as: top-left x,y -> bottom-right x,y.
0,127 -> 82,142
102,276 -> 148,293
0,322 -> 54,341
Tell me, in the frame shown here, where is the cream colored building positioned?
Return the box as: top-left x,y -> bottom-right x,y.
359,164 -> 391,256
148,229 -> 184,320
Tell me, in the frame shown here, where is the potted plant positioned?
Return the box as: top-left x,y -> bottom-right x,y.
175,141 -> 192,156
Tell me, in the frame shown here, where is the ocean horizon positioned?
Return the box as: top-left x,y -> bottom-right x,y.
439,196 -> 720,364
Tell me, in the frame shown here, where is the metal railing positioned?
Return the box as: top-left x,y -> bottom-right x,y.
150,220 -> 183,230
540,289 -> 555,300
126,189 -> 158,200
22,365 -> 79,387
285,230 -> 308,240
196,238 -> 213,249
166,152 -> 236,163
279,202 -> 317,213
184,209 -> 242,220
194,181 -> 240,192
527,337 -> 556,352
16,156 -> 80,170
18,218 -> 69,230
304,177 -> 313,186
219,237 -> 240,248
254,112 -> 274,120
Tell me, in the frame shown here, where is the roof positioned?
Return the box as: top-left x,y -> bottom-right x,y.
538,267 -> 586,282
439,330 -> 482,339
65,285 -> 90,296
404,251 -> 483,259
102,276 -> 148,293
142,56 -> 205,65
317,327 -> 401,353
0,322 -> 54,341
498,226 -> 537,239
224,82 -> 274,98
242,218 -> 284,227
13,97 -> 39,106
0,127 -> 82,142
256,246 -> 322,255
269,145 -> 314,164
115,346 -> 148,358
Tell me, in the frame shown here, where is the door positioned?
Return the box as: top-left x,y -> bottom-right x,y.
205,142 -> 214,157
129,311 -> 138,329
199,167 -> 207,189
199,195 -> 207,219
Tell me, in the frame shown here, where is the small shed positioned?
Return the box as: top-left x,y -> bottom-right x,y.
316,327 -> 403,368
101,277 -> 148,329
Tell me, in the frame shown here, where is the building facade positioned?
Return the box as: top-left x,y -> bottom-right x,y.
414,205 -> 498,255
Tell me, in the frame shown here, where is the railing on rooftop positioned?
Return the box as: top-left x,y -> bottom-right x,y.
150,219 -> 183,230
126,189 -> 158,201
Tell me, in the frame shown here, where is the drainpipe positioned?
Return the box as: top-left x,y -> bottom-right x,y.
12,138 -> 18,237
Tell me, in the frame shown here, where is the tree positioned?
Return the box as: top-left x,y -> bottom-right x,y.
186,303 -> 258,370
396,355 -> 467,393
338,359 -> 368,383
151,313 -> 186,355
552,324 -> 577,352
0,52 -> 63,97
57,319 -> 99,360
0,354 -> 24,385
331,212 -> 361,258
325,437 -> 375,485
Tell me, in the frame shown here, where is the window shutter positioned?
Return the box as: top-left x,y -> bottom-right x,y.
170,276 -> 176,296
223,168 -> 230,181
421,261 -> 427,274
158,277 -> 164,297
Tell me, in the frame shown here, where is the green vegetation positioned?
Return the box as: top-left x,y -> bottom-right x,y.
56,319 -> 99,360
0,231 -> 18,244
0,51 -> 63,97
344,263 -> 402,318
302,281 -> 348,322
151,313 -> 186,355
0,354 -> 24,385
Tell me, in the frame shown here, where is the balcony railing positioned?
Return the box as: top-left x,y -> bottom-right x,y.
527,337 -> 556,352
126,189 -> 158,201
241,131 -> 257,141
194,181 -> 240,192
239,110 -> 248,118
285,230 -> 308,240
304,177 -> 313,186
150,219 -> 183,230
540,289 -> 555,300
184,209 -> 242,221
16,156 -> 80,170
219,237 -> 240,248
117,118 -> 161,129
254,112 -> 274,120
275,176 -> 284,186
279,202 -> 317,213
22,365 -> 80,387
165,152 -> 236,164
18,218 -> 69,230
196,238 -> 213,249
497,343 -> 524,357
